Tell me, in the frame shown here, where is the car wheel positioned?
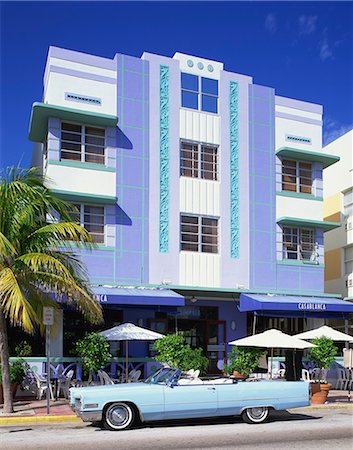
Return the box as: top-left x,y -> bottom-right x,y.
103,402 -> 134,431
241,407 -> 269,424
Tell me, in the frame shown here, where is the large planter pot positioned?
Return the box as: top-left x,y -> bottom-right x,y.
0,383 -> 18,404
311,383 -> 332,404
232,371 -> 248,379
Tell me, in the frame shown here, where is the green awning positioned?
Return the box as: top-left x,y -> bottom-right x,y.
50,189 -> 117,205
28,102 -> 118,142
276,147 -> 340,169
277,217 -> 340,232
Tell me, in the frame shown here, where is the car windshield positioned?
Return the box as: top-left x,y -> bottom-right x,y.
144,367 -> 181,385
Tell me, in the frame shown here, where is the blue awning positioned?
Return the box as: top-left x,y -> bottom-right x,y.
240,293 -> 353,319
92,286 -> 185,307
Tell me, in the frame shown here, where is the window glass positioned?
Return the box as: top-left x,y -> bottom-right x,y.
60,123 -> 105,165
181,73 -> 198,91
180,142 -> 198,177
180,141 -> 218,181
180,215 -> 218,253
282,159 -> 312,194
182,91 -> 198,110
201,95 -> 218,113
201,78 -> 218,96
83,205 -> 105,243
282,227 -> 315,261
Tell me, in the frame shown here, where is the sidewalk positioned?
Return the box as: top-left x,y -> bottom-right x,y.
0,398 -> 79,425
1,390 -> 352,426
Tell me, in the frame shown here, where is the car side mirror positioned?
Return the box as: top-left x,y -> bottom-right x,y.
166,380 -> 177,388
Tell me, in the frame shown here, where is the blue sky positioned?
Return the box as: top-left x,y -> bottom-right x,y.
1,1 -> 352,169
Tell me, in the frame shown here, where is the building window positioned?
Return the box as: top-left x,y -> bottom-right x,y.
180,141 -> 218,180
70,204 -> 105,244
181,73 -> 218,113
180,215 -> 218,254
282,160 -> 312,194
344,189 -> 353,218
282,227 -> 316,261
60,122 -> 105,165
344,246 -> 353,275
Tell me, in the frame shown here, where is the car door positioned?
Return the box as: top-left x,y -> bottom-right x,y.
163,382 -> 218,419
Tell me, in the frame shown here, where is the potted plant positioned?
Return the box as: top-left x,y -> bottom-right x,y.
224,347 -> 265,378
76,332 -> 112,383
308,336 -> 338,404
0,359 -> 26,403
154,333 -> 209,374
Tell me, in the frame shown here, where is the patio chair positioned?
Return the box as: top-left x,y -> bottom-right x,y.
98,370 -> 115,385
57,369 -> 74,399
33,371 -> 54,400
347,369 -> 353,390
301,369 -> 311,382
128,369 -> 141,382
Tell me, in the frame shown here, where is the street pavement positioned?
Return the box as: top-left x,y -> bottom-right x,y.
1,408 -> 352,450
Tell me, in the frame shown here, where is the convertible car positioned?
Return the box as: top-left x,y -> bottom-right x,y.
69,367 -> 310,431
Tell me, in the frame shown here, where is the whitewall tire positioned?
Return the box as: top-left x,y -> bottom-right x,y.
104,402 -> 134,431
241,407 -> 269,424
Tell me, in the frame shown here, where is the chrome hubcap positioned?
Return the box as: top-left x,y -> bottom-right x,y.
249,407 -> 267,419
108,406 -> 129,426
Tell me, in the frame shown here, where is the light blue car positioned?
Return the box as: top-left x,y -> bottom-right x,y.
69,367 -> 310,431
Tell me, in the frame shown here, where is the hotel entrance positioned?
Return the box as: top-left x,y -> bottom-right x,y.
149,305 -> 226,373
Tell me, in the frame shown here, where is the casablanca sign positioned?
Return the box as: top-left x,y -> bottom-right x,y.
298,302 -> 327,311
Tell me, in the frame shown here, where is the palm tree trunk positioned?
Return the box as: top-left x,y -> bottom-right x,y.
0,306 -> 13,413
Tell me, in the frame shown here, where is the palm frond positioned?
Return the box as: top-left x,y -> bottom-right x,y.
27,270 -> 103,324
28,222 -> 95,248
0,267 -> 38,332
0,232 -> 16,260
15,252 -> 78,280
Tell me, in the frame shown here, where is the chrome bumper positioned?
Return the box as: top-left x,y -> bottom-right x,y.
77,410 -> 103,423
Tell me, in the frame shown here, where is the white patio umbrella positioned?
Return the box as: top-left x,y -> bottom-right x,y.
294,325 -> 353,342
229,329 -> 316,379
100,323 -> 165,382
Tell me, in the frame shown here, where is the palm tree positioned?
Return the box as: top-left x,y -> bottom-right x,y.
0,167 -> 103,413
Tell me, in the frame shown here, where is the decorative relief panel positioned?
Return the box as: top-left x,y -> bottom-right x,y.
230,81 -> 240,258
159,65 -> 170,253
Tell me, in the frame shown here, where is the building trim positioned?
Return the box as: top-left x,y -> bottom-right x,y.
277,216 -> 340,231
47,159 -> 116,172
276,147 -> 340,169
159,65 -> 170,253
229,81 -> 240,258
276,191 -> 323,201
275,96 -> 323,114
50,189 -> 117,205
275,112 -> 322,126
29,102 -> 118,142
49,65 -> 116,85
277,260 -> 324,267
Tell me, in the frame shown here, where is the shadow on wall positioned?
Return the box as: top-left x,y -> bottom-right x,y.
117,127 -> 133,150
116,205 -> 132,226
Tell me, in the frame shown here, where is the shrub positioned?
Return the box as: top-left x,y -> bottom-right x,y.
154,334 -> 209,374
0,359 -> 26,385
309,336 -> 338,382
14,341 -> 32,357
224,347 -> 265,376
75,332 -> 111,378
